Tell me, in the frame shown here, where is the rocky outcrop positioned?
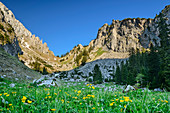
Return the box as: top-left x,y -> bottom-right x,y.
0,2 -> 57,72
0,2 -> 169,73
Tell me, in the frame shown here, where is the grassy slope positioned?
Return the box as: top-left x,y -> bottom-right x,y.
0,48 -> 41,83
0,80 -> 169,112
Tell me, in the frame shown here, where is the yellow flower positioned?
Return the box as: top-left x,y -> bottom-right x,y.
78,90 -> 81,94
125,98 -> 129,102
80,103 -> 82,105
121,108 -> 123,112
48,96 -> 51,98
23,96 -> 27,99
90,84 -> 92,86
22,99 -> 25,103
9,104 -> 12,106
130,100 -> 132,102
4,93 -> 7,95
86,84 -> 89,86
77,94 -> 79,96
27,100 -> 32,104
91,95 -> 95,98
92,86 -> 95,89
164,100 -> 168,103
161,100 -> 164,102
83,97 -> 86,100
6,94 -> 9,97
92,107 -> 95,109
120,100 -> 124,102
75,97 -> 77,99
115,95 -> 117,97
0,94 -> 2,96
54,93 -> 57,95
12,92 -> 16,94
67,101 -> 69,103
87,94 -> 91,97
7,108 -> 9,110
51,109 -> 56,111
89,86 -> 92,88
153,98 -> 155,100
61,99 -> 64,103
115,99 -> 119,101
74,90 -> 77,92
110,102 -> 114,106
45,97 -> 47,99
47,93 -> 50,95
124,105 -> 126,108
111,100 -> 114,101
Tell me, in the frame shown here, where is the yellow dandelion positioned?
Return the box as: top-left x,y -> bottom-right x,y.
7,108 -> 9,110
124,105 -> 126,108
125,98 -> 129,102
110,102 -> 114,106
9,104 -> 12,106
23,96 -> 27,99
83,97 -> 86,100
92,86 -> 95,89
27,100 -> 32,104
51,109 -> 56,111
77,94 -> 79,96
61,99 -> 64,103
78,90 -> 81,94
130,100 -> 132,102
74,90 -> 77,92
87,94 -> 91,97
91,95 -> 95,98
92,107 -> 95,109
80,103 -> 82,105
115,95 -> 117,97
54,93 -> 57,95
121,108 -> 123,112
0,94 -> 2,96
48,96 -> 51,98
164,100 -> 168,103
111,100 -> 114,101
86,84 -> 89,86
161,100 -> 164,102
4,93 -> 7,95
45,97 -> 47,99
153,98 -> 155,100
67,101 -> 69,103
6,94 -> 9,97
75,97 -> 77,99
120,100 -> 124,102
89,86 -> 92,88
47,93 -> 50,95
115,99 -> 119,101
12,92 -> 16,94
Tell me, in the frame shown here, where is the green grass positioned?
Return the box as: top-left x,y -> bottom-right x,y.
0,80 -> 169,112
95,48 -> 106,58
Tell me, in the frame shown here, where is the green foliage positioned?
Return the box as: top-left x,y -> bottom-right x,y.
0,80 -> 169,112
42,67 -> 48,75
0,24 -> 4,30
92,64 -> 103,84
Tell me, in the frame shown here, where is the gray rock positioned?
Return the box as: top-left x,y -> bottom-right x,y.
9,83 -> 15,87
154,88 -> 163,92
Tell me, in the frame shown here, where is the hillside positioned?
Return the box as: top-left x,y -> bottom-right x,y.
0,2 -> 169,73
0,48 -> 41,82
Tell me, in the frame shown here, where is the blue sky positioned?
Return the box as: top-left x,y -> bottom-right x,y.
1,0 -> 170,56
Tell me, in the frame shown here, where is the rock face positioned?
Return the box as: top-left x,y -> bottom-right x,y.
0,2 -> 169,73
0,2 -> 57,72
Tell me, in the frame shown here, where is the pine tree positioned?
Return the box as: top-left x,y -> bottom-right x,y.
93,64 -> 103,84
147,43 -> 160,88
42,67 -> 48,75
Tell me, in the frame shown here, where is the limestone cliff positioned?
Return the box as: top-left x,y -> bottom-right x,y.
0,2 -> 169,73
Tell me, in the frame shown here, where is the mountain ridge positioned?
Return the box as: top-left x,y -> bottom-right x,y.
0,2 -> 169,73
